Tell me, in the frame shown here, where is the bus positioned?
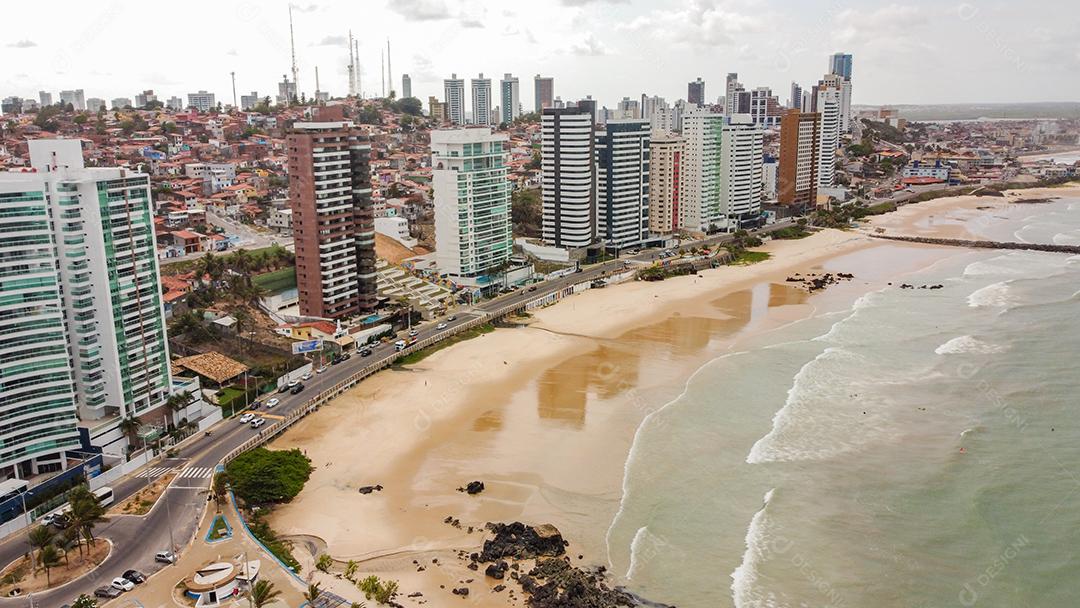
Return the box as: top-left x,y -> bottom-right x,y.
93,486 -> 114,508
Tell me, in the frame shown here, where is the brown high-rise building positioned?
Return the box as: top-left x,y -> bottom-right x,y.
287,109 -> 377,319
778,109 -> 820,208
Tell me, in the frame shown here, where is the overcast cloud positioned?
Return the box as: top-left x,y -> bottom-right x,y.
1,0 -> 1076,108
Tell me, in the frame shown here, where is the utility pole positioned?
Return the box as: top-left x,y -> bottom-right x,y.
386,38 -> 392,97
19,491 -> 35,571
230,71 -> 237,109
347,30 -> 356,96
355,40 -> 362,98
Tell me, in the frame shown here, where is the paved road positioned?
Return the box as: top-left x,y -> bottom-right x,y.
0,221 -> 792,605
160,209 -> 293,267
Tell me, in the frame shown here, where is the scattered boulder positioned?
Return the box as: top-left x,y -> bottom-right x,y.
484,561 -> 509,580
451,587 -> 469,597
358,484 -> 383,494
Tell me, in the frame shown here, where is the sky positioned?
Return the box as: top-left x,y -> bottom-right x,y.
2,0 -> 1078,110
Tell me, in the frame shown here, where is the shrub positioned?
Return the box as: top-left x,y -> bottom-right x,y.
225,448 -> 312,505
316,554 -> 333,572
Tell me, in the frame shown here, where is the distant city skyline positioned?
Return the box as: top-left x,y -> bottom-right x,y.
1,0 -> 1076,107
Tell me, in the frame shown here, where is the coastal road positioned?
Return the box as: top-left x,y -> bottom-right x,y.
0,220 -> 792,604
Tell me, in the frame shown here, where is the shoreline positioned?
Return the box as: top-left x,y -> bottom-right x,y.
261,187 -> 1080,606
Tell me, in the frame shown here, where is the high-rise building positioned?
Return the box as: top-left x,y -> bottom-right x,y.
818,73 -> 853,132
749,87 -> 782,128
595,120 -> 650,248
789,83 -> 802,111
287,112 -> 377,319
778,109 -> 820,209
829,52 -> 853,80
444,73 -> 465,126
719,114 -> 764,228
59,89 -> 85,110
0,139 -> 173,475
111,98 -> 132,110
187,90 -> 216,112
240,91 -> 260,111
724,73 -> 742,116
680,107 -> 724,232
167,96 -> 184,111
500,74 -> 521,124
651,100 -> 683,136
641,95 -> 665,122
576,96 -> 597,124
812,84 -> 842,189
648,132 -> 684,235
1,97 -> 23,115
688,78 -> 706,106
401,74 -> 412,99
616,97 -> 640,120
429,96 -> 448,123
542,107 -> 595,250
134,90 -> 157,108
39,91 -> 53,107
470,73 -> 492,126
431,128 -> 512,281
534,75 -> 554,113
276,77 -> 296,105
86,98 -> 106,112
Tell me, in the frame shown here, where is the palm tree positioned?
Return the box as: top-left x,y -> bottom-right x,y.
303,582 -> 322,603
28,525 -> 54,561
68,486 -> 106,548
212,472 -> 228,511
40,545 -> 62,586
118,416 -> 142,449
250,579 -> 282,608
165,391 -> 191,412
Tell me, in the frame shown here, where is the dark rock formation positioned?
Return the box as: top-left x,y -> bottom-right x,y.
358,484 -> 383,494
466,481 -> 485,495
478,522 -> 566,562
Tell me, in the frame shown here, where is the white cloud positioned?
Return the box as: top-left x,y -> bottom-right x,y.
387,0 -> 452,21
569,33 -> 611,56
7,40 -> 37,48
617,0 -> 764,48
314,35 -> 348,46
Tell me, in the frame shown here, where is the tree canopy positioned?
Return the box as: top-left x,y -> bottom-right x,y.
225,448 -> 313,504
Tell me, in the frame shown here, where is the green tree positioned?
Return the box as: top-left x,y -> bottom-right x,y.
344,559 -> 359,581
40,545 -> 62,586
28,525 -> 54,561
303,582 -> 322,603
212,472 -> 229,511
71,593 -> 98,608
250,579 -> 282,608
67,486 -> 106,548
118,416 -> 141,447
224,448 -> 313,504
316,553 -> 333,572
391,97 -> 423,116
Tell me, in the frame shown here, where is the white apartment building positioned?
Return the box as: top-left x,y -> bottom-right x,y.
184,162 -> 237,195
595,120 -> 651,248
648,132 -> 684,234
718,114 -> 764,227
470,74 -> 492,127
59,89 -> 85,110
444,74 -> 466,126
187,90 -> 216,112
0,140 -> 173,474
240,91 -> 261,111
681,107 -> 725,232
542,108 -> 596,250
431,128 -> 512,282
111,97 -> 132,110
500,74 -> 521,124
814,86 -> 843,189
819,73 -> 852,132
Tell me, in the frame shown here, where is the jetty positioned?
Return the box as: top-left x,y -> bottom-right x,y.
869,234 -> 1080,255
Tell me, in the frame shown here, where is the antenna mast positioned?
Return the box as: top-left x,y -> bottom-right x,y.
387,38 -> 392,97
289,6 -> 299,101
347,30 -> 356,96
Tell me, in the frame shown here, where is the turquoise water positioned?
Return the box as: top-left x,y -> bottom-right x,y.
607,198 -> 1080,607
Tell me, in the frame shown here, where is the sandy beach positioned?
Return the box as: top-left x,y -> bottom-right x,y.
264,187 -> 1074,606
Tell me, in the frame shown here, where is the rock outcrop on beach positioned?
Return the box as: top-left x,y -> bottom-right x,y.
784,272 -> 855,293
469,522 -> 674,608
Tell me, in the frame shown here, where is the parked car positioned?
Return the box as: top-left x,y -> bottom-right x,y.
122,570 -> 146,583
290,384 -> 305,395
301,372 -> 312,381
331,355 -> 342,365
448,315 -> 458,321
251,418 -> 266,429
287,379 -> 299,388
111,577 -> 135,592
95,586 -> 122,599
528,286 -> 537,292
266,398 -> 280,408
239,413 -> 255,424
436,322 -> 448,330
155,550 -> 177,564
342,352 -> 351,360
360,348 -> 372,357
316,366 -> 328,374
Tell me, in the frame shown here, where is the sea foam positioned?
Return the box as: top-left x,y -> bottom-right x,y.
967,281 -> 1015,308
731,489 -> 779,608
935,335 -> 1007,355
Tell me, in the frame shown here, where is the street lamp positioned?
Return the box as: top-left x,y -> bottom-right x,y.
19,490 -> 36,571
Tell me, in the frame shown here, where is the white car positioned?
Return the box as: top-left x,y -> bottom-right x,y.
155,550 -> 177,564
287,379 -> 299,388
316,366 -> 328,374
239,413 -> 255,423
265,398 -> 280,408
436,322 -> 448,330
111,577 -> 135,592
408,329 -> 419,337
251,418 -> 266,428
301,372 -> 312,381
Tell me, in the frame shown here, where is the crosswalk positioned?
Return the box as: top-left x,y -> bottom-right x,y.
139,464 -> 215,480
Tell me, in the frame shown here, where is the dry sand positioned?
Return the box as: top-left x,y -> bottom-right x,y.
266,229 -> 897,606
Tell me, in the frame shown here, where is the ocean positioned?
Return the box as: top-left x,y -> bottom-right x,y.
606,197 -> 1080,607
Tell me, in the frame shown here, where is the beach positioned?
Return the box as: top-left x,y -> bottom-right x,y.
264,185 -> 1080,607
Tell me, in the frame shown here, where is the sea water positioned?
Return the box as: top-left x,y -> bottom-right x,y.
608,198 -> 1080,607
